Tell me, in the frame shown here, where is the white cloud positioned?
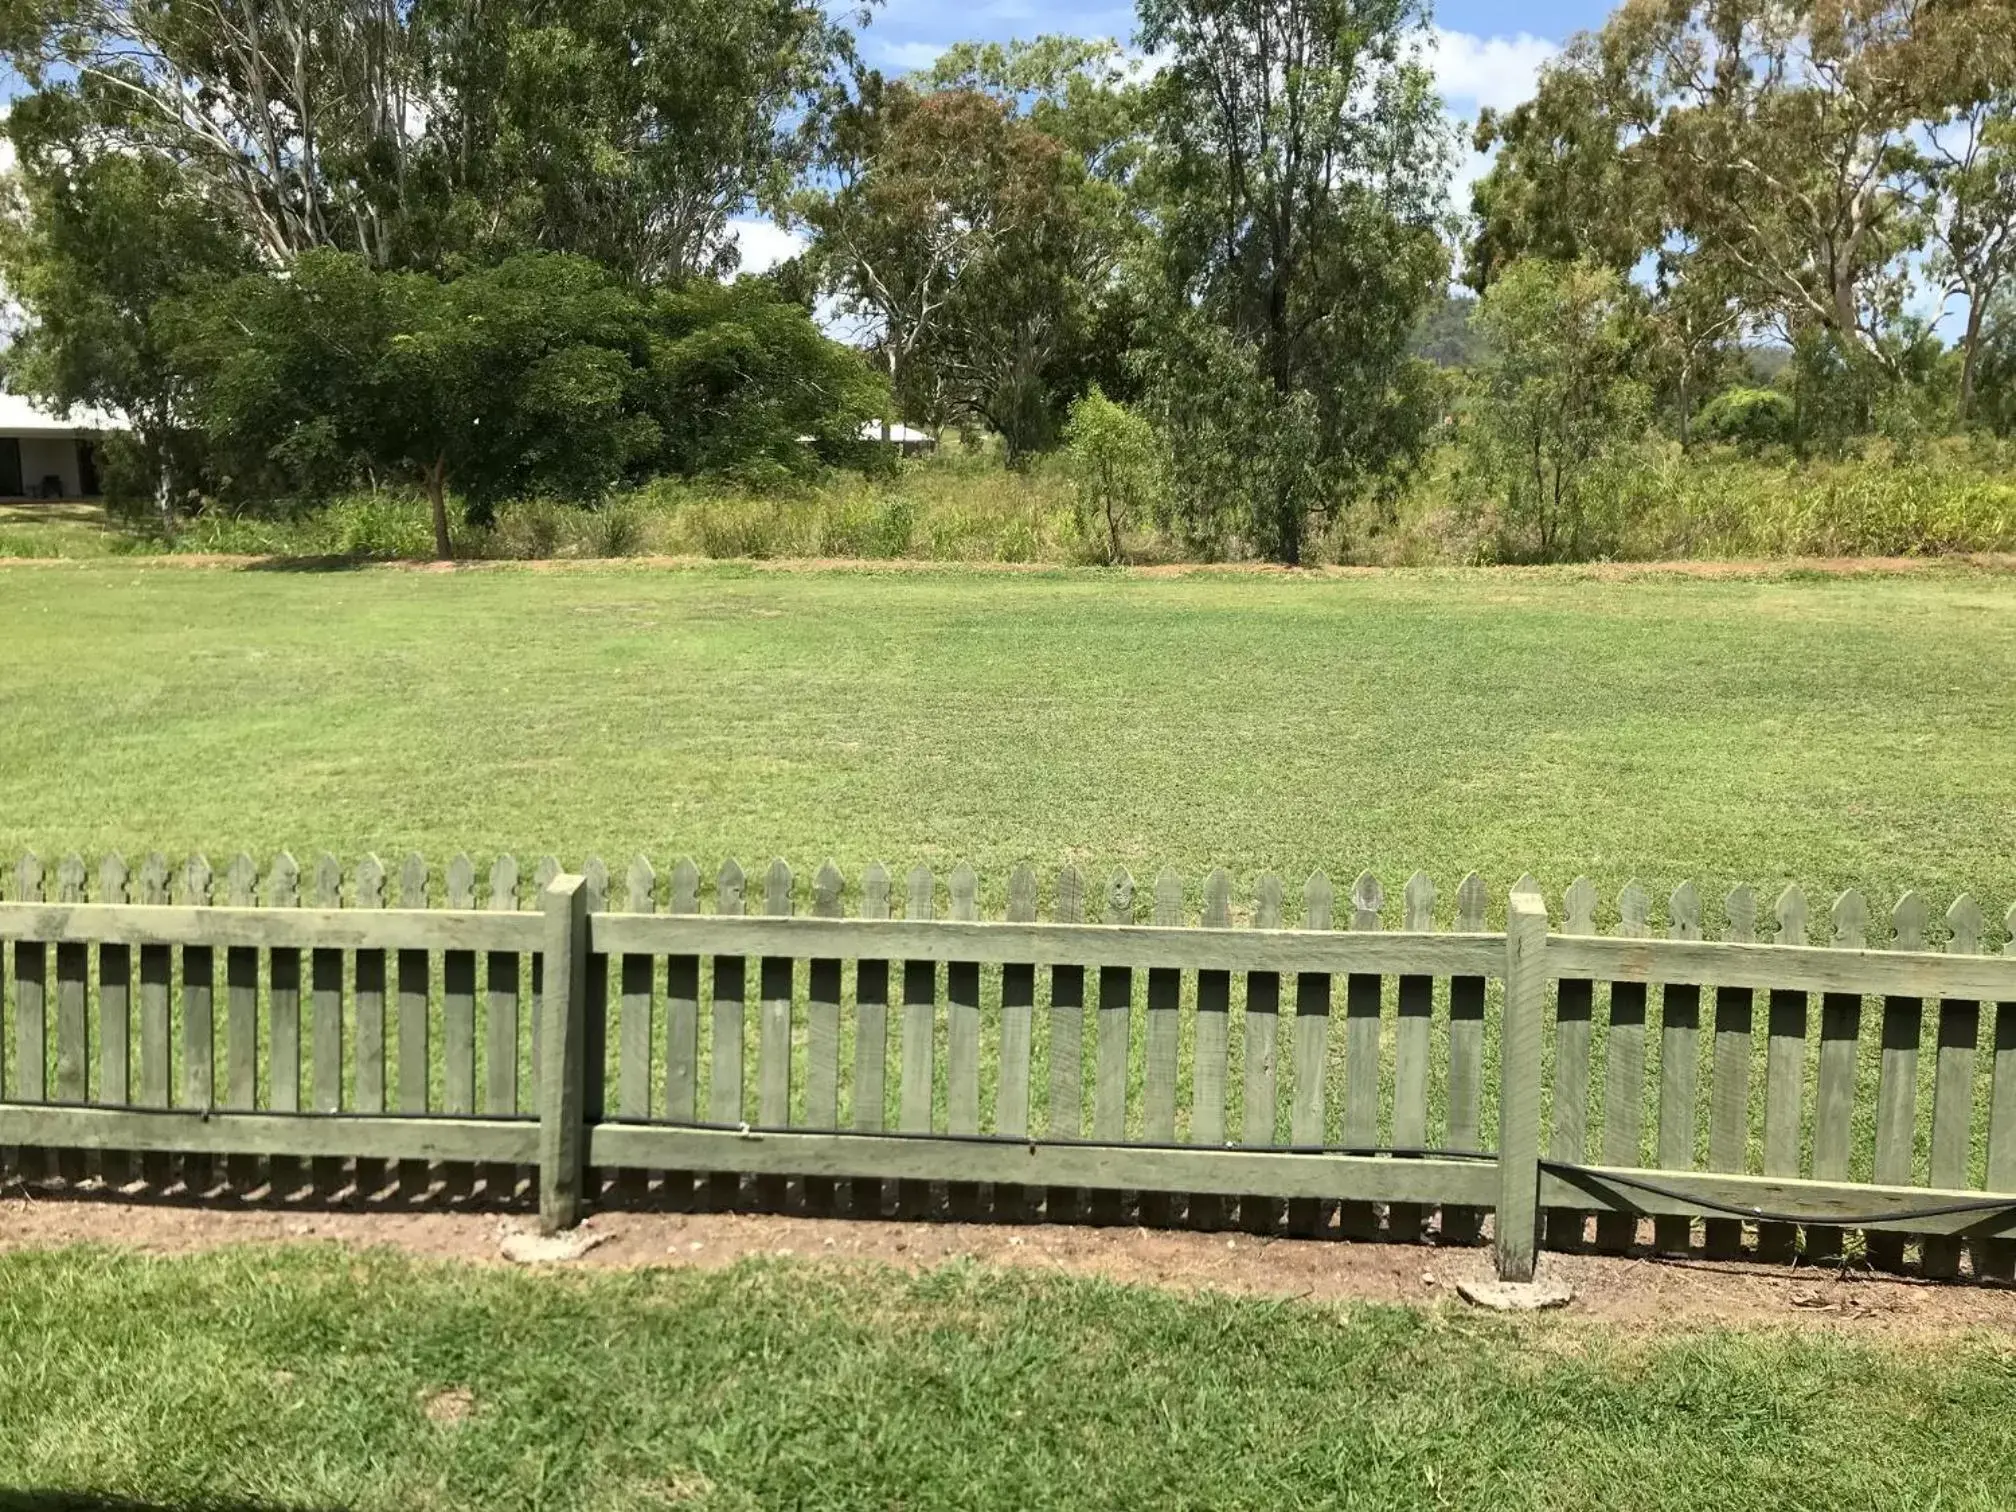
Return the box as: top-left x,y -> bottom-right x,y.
726,216 -> 808,278
1425,27 -> 1557,114
1447,142 -> 1494,206
1118,45 -> 1173,85
878,39 -> 947,74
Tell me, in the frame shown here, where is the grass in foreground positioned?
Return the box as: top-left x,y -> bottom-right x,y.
3,562 -> 2016,927
2,1245 -> 2013,1511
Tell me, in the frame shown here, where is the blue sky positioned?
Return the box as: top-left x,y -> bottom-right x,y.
732,0 -> 1609,273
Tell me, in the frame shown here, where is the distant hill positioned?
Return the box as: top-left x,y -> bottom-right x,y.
1743,343 -> 1792,381
1411,294 -> 1482,368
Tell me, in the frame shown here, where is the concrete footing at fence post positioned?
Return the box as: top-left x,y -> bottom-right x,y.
539,874 -> 590,1235
1496,892 -> 1550,1283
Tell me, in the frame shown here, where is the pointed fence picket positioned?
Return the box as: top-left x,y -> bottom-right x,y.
851,860 -> 892,1218
1287,869 -> 1330,1238
1594,880 -> 1650,1253
1440,872 -> 1489,1246
996,864 -> 1038,1223
1547,876 -> 1598,1252
707,858 -> 746,1211
97,853 -> 133,1190
1983,907 -> 2016,1281
756,858 -> 795,1212
898,863 -> 937,1221
1653,881 -> 1703,1255
12,853 -> 47,1184
1046,864 -> 1087,1226
136,851 -> 173,1192
802,859 -> 846,1216
1922,895 -> 1982,1280
1389,871 -> 1436,1242
1188,867 -> 1233,1230
1239,871 -> 1284,1236
1338,871 -> 1381,1241
1757,885 -> 1808,1263
438,853 -> 478,1201
1703,885 -> 1756,1260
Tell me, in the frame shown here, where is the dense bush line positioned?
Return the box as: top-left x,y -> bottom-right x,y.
12,440 -> 2015,567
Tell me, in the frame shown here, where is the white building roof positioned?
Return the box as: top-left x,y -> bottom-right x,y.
0,392 -> 128,437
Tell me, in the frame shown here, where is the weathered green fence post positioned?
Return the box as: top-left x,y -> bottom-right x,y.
539,872 -> 590,1234
1496,891 -> 1550,1282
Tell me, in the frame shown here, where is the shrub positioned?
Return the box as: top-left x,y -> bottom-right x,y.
866,495 -> 917,558
1062,386 -> 1162,565
490,498 -> 571,559
322,493 -> 438,557
816,492 -> 916,558
174,491 -> 438,557
689,496 -> 793,559
1465,259 -> 1649,561
995,510 -> 1041,563
583,499 -> 648,557
1697,388 -> 1794,450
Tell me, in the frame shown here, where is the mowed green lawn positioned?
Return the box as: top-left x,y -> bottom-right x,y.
3,1245 -> 2015,1512
3,561 -> 2015,932
8,561 -> 2016,1510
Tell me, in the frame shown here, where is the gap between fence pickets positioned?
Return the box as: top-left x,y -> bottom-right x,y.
10,903 -> 2016,1003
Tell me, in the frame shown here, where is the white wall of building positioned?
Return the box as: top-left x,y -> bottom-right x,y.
13,437 -> 85,498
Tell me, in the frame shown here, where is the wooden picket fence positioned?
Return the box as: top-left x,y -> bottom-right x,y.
5,848 -> 2016,1283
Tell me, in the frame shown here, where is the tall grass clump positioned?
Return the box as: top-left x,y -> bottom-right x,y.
1628,443 -> 2016,559
176,491 -> 441,557
1371,438 -> 2016,566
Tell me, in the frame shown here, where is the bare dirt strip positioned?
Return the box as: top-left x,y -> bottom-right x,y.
6,1192 -> 2015,1339
5,552 -> 2016,581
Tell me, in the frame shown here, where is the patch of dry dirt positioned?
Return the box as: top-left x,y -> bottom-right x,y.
421,1386 -> 475,1425
5,1194 -> 2013,1339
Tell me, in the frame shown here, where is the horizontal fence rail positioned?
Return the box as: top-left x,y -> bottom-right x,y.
5,850 -> 2016,1282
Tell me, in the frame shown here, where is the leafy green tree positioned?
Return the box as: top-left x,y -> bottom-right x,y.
1970,293 -> 2016,437
443,0 -> 859,281
1062,385 -> 1162,563
800,54 -> 1134,464
163,252 -> 874,552
0,0 -> 863,507
1467,33 -> 1659,290
1135,0 -> 1452,564
1921,92 -> 2016,421
0,0 -> 853,278
167,252 -> 879,555
0,89 -> 250,516
921,35 -> 1145,181
168,252 -> 664,555
1696,386 -> 1795,450
1600,0 -> 2004,366
1642,253 -> 1744,447
1465,259 -> 1650,561
643,279 -> 888,483
1471,0 -> 2012,398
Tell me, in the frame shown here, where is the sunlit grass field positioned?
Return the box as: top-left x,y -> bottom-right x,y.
4,1245 -> 2016,1512
7,560 -> 2016,1509
5,559 -> 2015,921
